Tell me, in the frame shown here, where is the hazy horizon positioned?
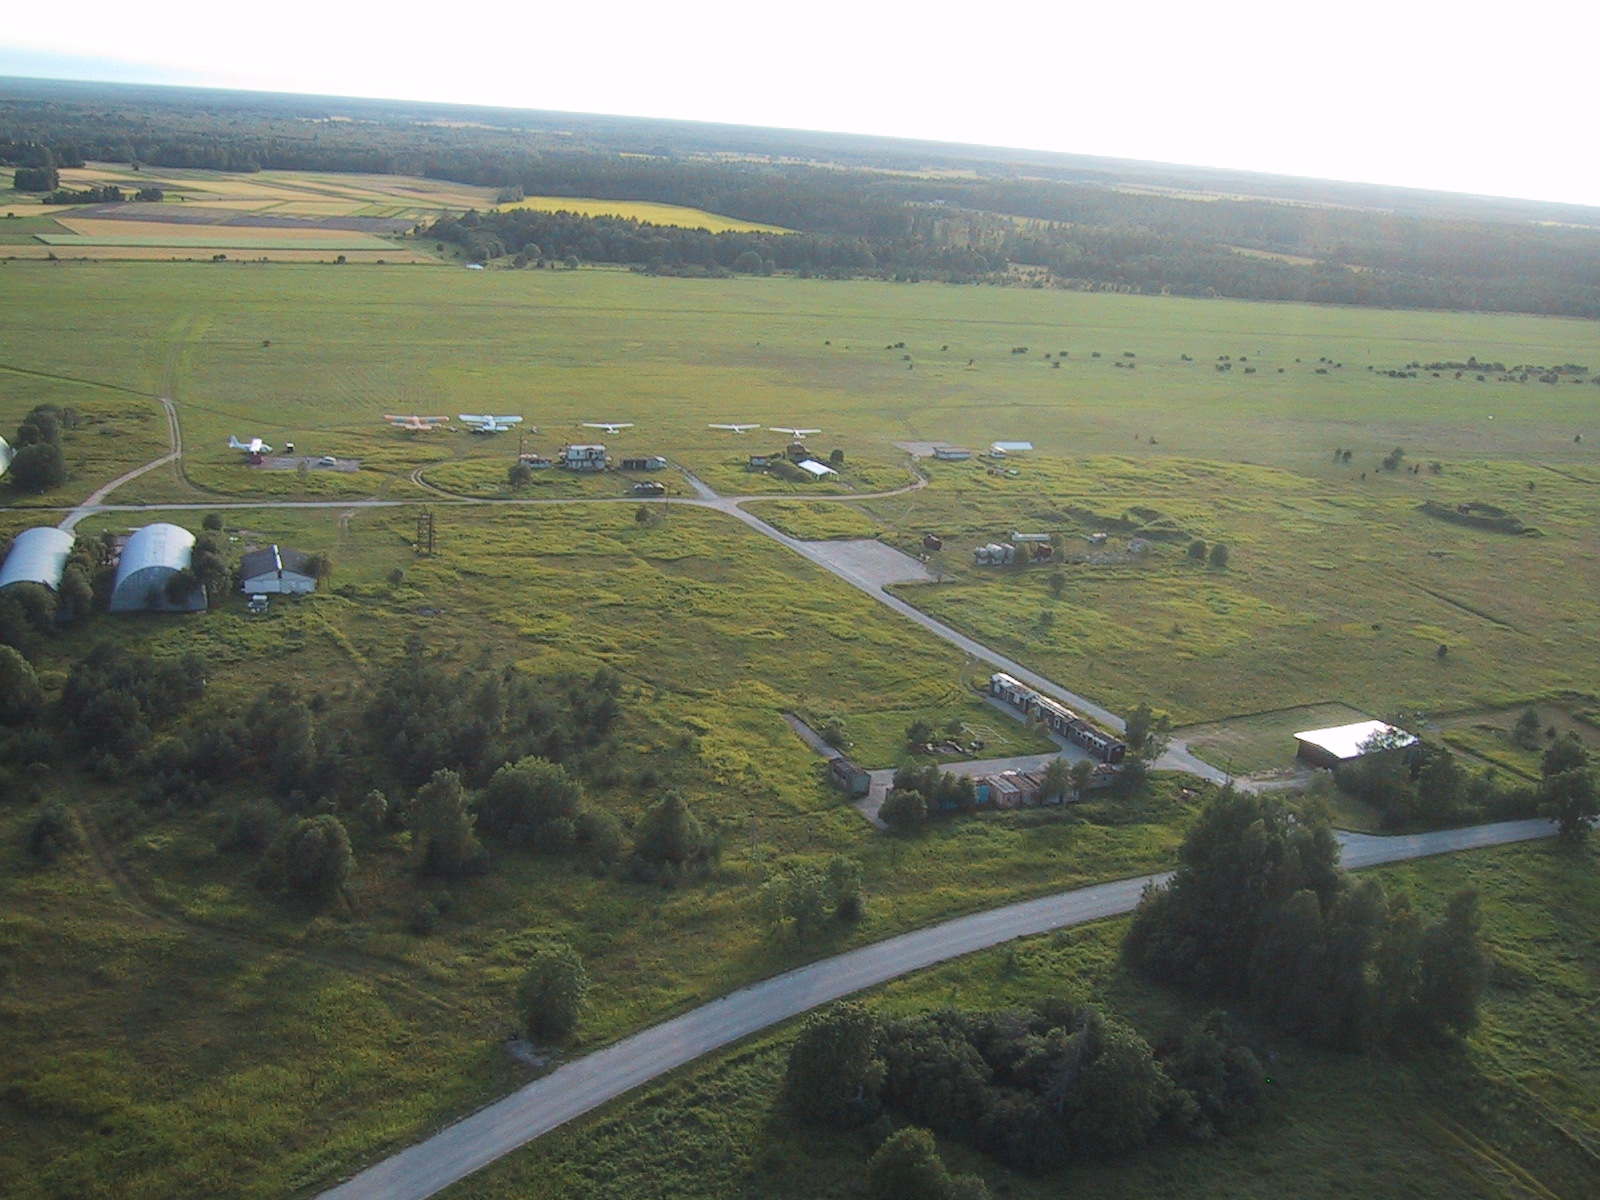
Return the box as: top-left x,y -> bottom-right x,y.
5,0 -> 1598,210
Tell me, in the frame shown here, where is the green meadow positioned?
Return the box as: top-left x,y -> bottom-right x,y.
1,258 -> 1598,1195
441,839 -> 1600,1200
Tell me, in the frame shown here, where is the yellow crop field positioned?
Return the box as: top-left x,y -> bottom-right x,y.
498,194 -> 792,233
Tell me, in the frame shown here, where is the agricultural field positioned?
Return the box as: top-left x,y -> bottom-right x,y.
495,195 -> 792,234
1,255 -> 1598,1196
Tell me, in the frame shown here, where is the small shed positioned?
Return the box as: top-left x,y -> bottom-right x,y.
619,456 -> 667,471
829,757 -> 871,797
932,446 -> 971,461
239,545 -> 318,595
1294,720 -> 1418,769
631,480 -> 666,496
797,460 -> 838,479
0,527 -> 75,591
109,523 -> 205,613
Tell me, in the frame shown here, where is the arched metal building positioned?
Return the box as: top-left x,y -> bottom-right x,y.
0,527 -> 76,591
109,523 -> 206,613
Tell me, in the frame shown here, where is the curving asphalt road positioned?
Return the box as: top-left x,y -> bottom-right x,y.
314,817 -> 1559,1200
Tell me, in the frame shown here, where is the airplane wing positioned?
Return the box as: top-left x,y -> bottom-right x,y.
459,414 -> 491,425
710,423 -> 760,432
493,416 -> 524,425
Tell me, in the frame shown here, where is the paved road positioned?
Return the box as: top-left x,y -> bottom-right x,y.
315,817 -> 1559,1200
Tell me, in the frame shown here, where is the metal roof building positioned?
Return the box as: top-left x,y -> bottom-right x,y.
0,436 -> 13,479
109,523 -> 206,613
1294,720 -> 1417,769
0,527 -> 75,591
239,545 -> 317,595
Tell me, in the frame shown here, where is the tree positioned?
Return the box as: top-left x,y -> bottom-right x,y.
281,814 -> 354,902
1048,569 -> 1066,598
827,855 -> 865,921
1208,542 -> 1230,569
1541,733 -> 1589,779
1540,767 -> 1599,844
1041,756 -> 1073,803
879,787 -> 927,831
784,1001 -> 885,1126
1123,702 -> 1170,760
26,803 -> 81,862
8,442 -> 66,493
165,567 -> 202,606
303,553 -> 333,582
508,460 -> 533,489
476,755 -> 581,846
408,768 -> 481,876
906,717 -> 935,748
1069,757 -> 1095,802
865,1128 -> 959,1200
1187,538 -> 1208,563
632,790 -> 709,869
0,645 -> 44,725
203,512 -> 226,531
1513,706 -> 1542,750
763,866 -> 831,939
1415,889 -> 1488,1040
517,942 -> 588,1042
1065,1014 -> 1176,1157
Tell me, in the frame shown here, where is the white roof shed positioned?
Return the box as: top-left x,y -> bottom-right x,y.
109,523 -> 206,613
797,460 -> 838,478
0,527 -> 75,591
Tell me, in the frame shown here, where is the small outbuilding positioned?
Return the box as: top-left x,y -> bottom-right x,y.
1294,720 -> 1418,769
932,446 -> 972,461
109,523 -> 206,613
239,545 -> 318,595
619,455 -> 667,471
0,527 -> 75,591
796,460 -> 838,479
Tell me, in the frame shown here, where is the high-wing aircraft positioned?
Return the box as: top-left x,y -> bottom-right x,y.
769,426 -> 822,437
583,421 -> 635,434
385,414 -> 449,432
458,414 -> 525,434
708,423 -> 761,433
228,435 -> 272,454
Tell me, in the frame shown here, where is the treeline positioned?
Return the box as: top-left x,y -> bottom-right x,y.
8,92 -> 1600,314
786,998 -> 1271,1178
1124,790 -> 1487,1052
9,634 -> 727,911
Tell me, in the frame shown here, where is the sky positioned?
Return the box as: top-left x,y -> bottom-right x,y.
4,1 -> 1599,209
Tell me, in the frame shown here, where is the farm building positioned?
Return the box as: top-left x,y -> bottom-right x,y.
0,436 -> 13,478
239,545 -> 318,595
631,480 -> 666,496
518,454 -> 553,470
1293,720 -> 1418,769
932,446 -> 971,461
619,456 -> 667,471
0,527 -> 75,591
989,441 -> 1034,457
796,460 -> 838,480
561,445 -> 608,471
109,523 -> 206,613
748,454 -> 775,470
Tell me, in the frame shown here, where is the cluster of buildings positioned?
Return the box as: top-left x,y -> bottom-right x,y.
747,440 -> 839,479
988,673 -> 1128,763
0,523 -> 317,614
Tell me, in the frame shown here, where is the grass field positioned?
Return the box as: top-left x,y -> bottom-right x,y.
496,195 -> 792,233
2,254 -> 1598,1196
437,839 -> 1600,1200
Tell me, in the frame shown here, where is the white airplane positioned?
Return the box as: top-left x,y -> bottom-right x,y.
769,426 -> 821,437
385,414 -> 449,432
708,423 -> 761,433
458,414 -> 525,434
228,435 -> 272,454
583,421 -> 634,434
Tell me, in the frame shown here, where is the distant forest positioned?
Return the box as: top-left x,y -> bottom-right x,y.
5,78 -> 1600,317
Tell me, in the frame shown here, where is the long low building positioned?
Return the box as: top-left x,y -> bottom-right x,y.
0,527 -> 75,591
109,523 -> 206,613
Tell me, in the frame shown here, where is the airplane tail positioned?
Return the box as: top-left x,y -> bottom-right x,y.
228,436 -> 246,449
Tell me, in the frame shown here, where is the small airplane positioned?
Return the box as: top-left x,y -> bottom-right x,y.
228,435 -> 272,454
458,414 -> 525,434
769,426 -> 821,437
385,414 -> 449,432
708,423 -> 761,433
583,421 -> 634,434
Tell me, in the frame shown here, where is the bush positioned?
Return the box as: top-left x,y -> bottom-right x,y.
280,814 -> 354,901
880,788 -> 928,831
517,943 -> 588,1042
8,442 -> 66,493
26,803 -> 81,862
